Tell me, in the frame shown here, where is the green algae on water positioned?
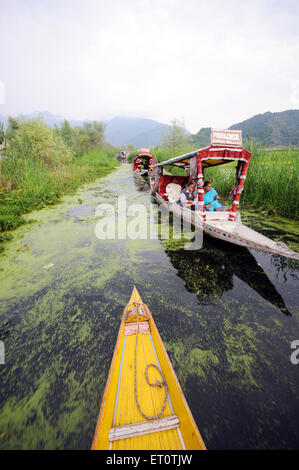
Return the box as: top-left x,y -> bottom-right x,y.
0,165 -> 299,450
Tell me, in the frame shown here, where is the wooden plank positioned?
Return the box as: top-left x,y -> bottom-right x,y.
124,321 -> 150,336
109,415 -> 179,441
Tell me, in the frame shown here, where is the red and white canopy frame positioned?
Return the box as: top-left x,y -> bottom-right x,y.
195,145 -> 251,221
132,151 -> 155,171
151,141 -> 252,221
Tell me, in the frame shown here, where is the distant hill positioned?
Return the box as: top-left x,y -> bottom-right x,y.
191,110 -> 299,147
0,111 -> 66,130
104,116 -> 176,147
25,110 -> 65,127
0,111 -> 66,131
189,127 -> 211,147
229,110 -> 299,146
0,112 -> 183,147
2,109 -> 298,148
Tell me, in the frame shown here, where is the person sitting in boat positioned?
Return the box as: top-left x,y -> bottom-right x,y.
178,181 -> 198,208
203,181 -> 226,211
165,177 -> 182,203
143,160 -> 149,170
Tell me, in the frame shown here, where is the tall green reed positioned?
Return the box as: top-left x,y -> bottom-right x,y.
153,138 -> 298,219
204,146 -> 299,219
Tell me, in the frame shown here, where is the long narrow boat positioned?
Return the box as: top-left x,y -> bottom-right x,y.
132,149 -> 155,176
149,129 -> 299,261
91,286 -> 206,450
117,150 -> 129,162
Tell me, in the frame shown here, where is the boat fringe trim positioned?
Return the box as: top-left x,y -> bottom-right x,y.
108,415 -> 179,441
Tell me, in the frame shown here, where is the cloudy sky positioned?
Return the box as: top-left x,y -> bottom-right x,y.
0,0 -> 298,133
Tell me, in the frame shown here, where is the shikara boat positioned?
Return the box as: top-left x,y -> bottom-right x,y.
117,150 -> 129,163
132,149 -> 155,176
91,286 -> 206,451
149,129 -> 299,261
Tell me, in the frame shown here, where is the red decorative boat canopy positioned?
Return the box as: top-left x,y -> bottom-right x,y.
150,129 -> 252,222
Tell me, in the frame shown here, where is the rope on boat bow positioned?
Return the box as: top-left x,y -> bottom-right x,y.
132,301 -> 169,421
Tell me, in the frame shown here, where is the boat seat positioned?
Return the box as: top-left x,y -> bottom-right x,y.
124,321 -> 150,336
108,415 -> 180,441
158,176 -> 186,200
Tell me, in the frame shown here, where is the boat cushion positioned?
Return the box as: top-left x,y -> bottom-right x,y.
158,176 -> 186,200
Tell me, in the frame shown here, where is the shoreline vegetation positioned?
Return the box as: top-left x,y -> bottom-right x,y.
0,116 -> 298,254
0,116 -> 120,253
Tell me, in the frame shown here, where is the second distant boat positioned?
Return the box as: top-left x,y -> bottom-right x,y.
132,148 -> 154,176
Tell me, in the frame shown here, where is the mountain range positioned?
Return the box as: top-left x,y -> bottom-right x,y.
191,110 -> 299,147
104,116 -> 176,147
0,109 -> 298,147
0,112 -> 176,147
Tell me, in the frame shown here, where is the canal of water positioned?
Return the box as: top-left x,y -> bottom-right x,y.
0,164 -> 298,449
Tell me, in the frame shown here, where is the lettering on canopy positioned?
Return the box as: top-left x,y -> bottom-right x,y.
211,129 -> 242,147
140,148 -> 150,153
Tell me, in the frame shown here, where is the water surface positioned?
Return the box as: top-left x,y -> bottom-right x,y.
0,164 -> 298,449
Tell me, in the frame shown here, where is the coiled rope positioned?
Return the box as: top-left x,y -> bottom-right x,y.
133,301 -> 168,420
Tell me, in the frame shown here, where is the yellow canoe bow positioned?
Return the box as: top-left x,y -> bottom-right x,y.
91,286 -> 206,450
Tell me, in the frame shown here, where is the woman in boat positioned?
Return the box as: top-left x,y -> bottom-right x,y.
203,181 -> 226,211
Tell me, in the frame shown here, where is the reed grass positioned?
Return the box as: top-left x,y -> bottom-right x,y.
0,149 -> 119,234
204,147 -> 299,219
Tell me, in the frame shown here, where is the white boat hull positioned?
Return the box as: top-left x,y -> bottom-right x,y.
154,193 -> 299,260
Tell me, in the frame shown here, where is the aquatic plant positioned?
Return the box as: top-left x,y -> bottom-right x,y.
204,146 -> 299,219
0,144 -> 119,246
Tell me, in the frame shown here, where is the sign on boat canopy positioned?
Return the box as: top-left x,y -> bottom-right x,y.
211,129 -> 242,147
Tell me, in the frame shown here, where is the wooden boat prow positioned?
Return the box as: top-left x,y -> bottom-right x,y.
91,286 -> 206,450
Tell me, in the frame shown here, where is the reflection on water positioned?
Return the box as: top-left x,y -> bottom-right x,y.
133,173 -> 150,192
162,236 -> 291,315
